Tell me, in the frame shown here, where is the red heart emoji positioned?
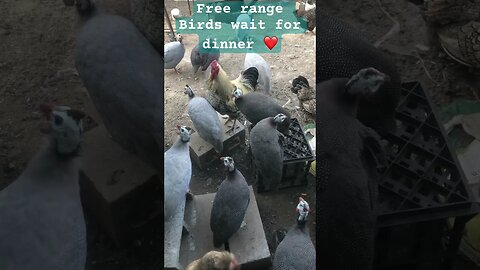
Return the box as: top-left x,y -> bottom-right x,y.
264,36 -> 278,50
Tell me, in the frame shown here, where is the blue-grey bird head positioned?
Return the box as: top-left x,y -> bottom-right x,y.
176,125 -> 191,142
296,197 -> 310,225
273,113 -> 287,124
184,85 -> 195,98
220,156 -> 235,172
40,104 -> 85,156
345,67 -> 390,96
232,87 -> 243,99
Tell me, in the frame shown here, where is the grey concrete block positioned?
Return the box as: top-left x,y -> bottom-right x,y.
178,186 -> 271,270
80,124 -> 159,246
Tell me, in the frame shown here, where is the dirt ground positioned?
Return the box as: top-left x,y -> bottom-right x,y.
1,0 -> 480,269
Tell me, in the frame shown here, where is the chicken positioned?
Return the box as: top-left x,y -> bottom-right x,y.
296,1 -> 316,32
186,251 -> 240,270
206,60 -> 259,132
291,76 -> 315,116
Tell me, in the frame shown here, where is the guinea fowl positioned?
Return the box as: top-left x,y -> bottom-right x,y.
233,89 -> 290,135
244,53 -> 271,95
316,68 -> 388,270
291,76 -> 316,116
296,1 -> 316,32
0,105 -> 86,270
210,157 -> 250,250
190,44 -> 220,74
184,85 -> 224,153
70,0 -> 163,169
165,34 -> 185,73
206,60 -> 259,132
273,197 -> 315,270
164,126 -> 193,221
317,12 -> 401,135
250,114 -> 286,192
186,251 -> 240,270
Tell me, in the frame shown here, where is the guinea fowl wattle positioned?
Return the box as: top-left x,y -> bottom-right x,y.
272,197 -> 315,270
0,105 -> 87,270
250,113 -> 286,192
317,12 -> 401,135
184,85 -> 224,153
316,68 -> 388,270
210,157 -> 250,249
71,0 -> 163,170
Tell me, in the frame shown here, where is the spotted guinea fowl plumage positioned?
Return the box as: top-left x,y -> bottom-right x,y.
273,198 -> 315,270
184,85 -> 224,153
316,69 -> 388,270
210,157 -> 250,248
250,114 -> 286,191
164,126 -> 192,221
73,0 -> 163,169
233,90 -> 291,135
0,105 -> 86,270
317,12 -> 401,134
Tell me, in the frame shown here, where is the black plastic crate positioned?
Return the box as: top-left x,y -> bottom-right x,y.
378,82 -> 473,219
257,118 -> 314,192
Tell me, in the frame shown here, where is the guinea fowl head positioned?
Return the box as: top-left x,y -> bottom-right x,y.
220,156 -> 235,172
176,125 -> 192,142
345,67 -> 390,96
210,60 -> 220,79
296,197 -> 310,226
232,87 -> 243,99
39,104 -> 85,156
184,85 -> 195,98
273,113 -> 287,125
177,34 -> 183,43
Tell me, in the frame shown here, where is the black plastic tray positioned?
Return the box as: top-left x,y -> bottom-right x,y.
378,82 -> 473,219
282,118 -> 315,162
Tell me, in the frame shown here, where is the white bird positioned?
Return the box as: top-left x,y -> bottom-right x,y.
0,104 -> 87,270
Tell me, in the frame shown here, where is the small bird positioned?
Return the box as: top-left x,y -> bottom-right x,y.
316,68 -> 388,270
317,12 -> 401,135
296,1 -> 316,32
210,157 -> 250,250
273,197 -> 315,270
233,89 -> 291,135
250,114 -> 286,191
186,251 -> 240,270
244,53 -> 271,95
235,13 -> 252,42
0,104 -> 86,270
206,60 -> 259,132
71,0 -> 164,169
165,34 -> 186,73
190,44 -> 220,74
184,85 -> 224,153
291,76 -> 316,116
164,126 -> 193,221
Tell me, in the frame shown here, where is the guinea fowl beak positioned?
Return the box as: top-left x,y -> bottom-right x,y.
39,103 -> 55,120
219,157 -> 225,161
231,257 -> 240,270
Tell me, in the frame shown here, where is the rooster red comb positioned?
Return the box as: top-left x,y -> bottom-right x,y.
38,103 -> 55,119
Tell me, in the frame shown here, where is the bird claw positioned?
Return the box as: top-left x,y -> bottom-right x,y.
240,220 -> 247,229
186,190 -> 194,200
174,67 -> 181,74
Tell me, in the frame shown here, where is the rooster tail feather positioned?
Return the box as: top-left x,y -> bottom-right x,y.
241,67 -> 259,89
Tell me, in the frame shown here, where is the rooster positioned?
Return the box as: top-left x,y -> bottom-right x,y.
206,60 -> 259,132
